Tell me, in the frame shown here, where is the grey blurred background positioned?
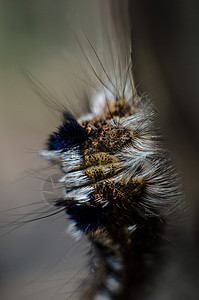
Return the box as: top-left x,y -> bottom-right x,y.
0,1 -> 102,299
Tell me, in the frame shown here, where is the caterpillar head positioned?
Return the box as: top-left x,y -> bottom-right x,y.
40,91 -> 182,235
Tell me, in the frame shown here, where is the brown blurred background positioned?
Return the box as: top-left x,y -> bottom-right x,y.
129,1 -> 199,299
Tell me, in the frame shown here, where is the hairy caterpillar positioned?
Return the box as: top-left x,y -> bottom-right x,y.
1,1 -> 194,300
38,4 -> 185,300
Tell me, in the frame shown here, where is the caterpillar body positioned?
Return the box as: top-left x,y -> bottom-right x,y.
39,21 -> 185,300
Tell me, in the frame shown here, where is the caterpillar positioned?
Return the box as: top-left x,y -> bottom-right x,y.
38,3 -> 185,300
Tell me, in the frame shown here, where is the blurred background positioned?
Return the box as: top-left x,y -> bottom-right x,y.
129,1 -> 199,299
0,1 -> 102,299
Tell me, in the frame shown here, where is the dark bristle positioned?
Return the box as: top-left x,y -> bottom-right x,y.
48,113 -> 87,151
67,204 -> 105,233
